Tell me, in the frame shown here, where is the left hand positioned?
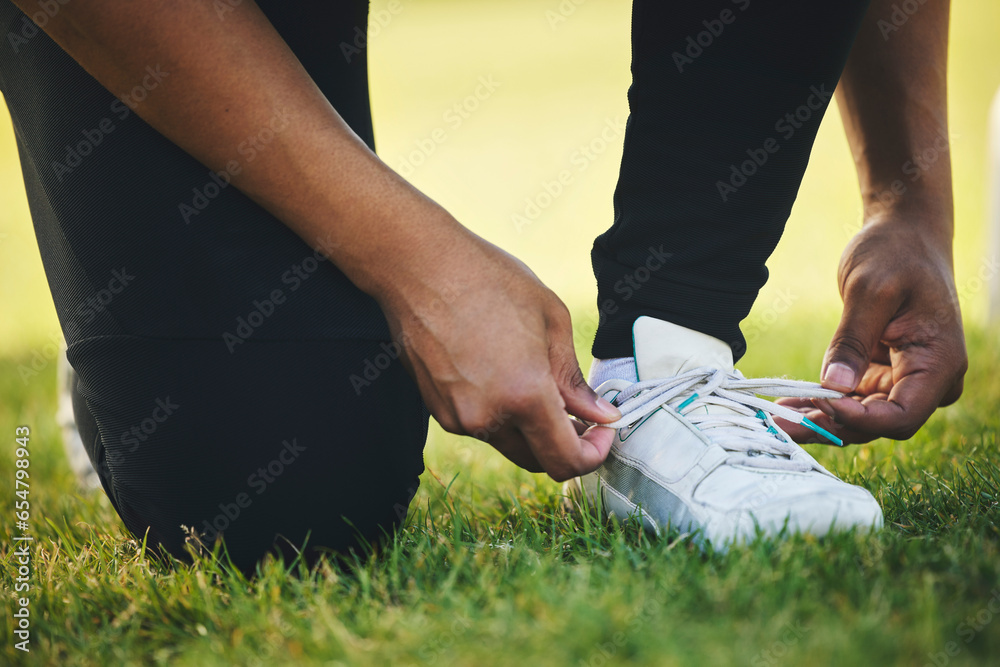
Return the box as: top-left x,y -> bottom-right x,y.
777,214 -> 967,444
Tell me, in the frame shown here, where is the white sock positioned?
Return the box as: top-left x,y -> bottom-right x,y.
588,356 -> 637,388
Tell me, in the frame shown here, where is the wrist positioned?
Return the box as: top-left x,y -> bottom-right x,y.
860,188 -> 954,250
350,204 -> 481,311
858,151 -> 953,224
850,213 -> 956,281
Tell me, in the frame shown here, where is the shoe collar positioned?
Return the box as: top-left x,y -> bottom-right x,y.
632,316 -> 734,382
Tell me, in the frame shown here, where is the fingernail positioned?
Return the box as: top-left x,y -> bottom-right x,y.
823,363 -> 856,392
595,396 -> 621,421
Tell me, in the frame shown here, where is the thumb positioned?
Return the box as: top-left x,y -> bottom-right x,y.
822,295 -> 895,393
549,340 -> 621,425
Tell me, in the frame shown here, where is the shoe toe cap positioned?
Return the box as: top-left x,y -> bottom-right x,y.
708,483 -> 883,545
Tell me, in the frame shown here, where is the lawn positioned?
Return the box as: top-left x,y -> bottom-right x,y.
0,321 -> 999,666
2,0 -> 1000,665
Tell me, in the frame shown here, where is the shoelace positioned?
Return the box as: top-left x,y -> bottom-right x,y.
602,367 -> 844,472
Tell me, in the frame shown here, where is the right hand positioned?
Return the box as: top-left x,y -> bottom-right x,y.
377,231 -> 620,482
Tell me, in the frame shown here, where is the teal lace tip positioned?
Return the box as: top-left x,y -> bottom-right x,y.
801,417 -> 844,447
756,409 -> 780,436
677,393 -> 699,411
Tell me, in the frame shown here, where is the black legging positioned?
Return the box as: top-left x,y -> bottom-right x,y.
0,0 -> 426,574
593,0 -> 872,360
0,0 -> 870,572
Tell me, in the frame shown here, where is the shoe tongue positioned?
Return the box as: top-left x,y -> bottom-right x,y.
631,317 -> 776,445
632,317 -> 734,381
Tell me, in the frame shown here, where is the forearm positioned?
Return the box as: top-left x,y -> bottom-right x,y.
836,0 -> 953,246
12,0 -> 464,301
8,0 -> 621,478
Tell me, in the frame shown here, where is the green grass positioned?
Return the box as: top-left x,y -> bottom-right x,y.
1,318 -> 999,666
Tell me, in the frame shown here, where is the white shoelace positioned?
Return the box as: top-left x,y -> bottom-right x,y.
601,367 -> 844,472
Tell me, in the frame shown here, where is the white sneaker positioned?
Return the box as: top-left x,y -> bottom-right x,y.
573,317 -> 883,548
57,350 -> 101,490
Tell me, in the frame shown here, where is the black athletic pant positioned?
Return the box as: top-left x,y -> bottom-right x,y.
0,0 -> 427,574
592,0 -> 872,360
1,0 -> 869,572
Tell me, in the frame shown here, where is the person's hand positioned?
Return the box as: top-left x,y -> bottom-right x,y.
376,228 -> 620,481
777,215 -> 967,444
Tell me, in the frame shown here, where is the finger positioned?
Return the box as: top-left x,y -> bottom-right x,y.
822,284 -> 901,393
773,400 -> 856,443
818,380 -> 936,441
488,429 -> 545,472
775,397 -> 816,412
579,424 -> 616,458
825,333 -> 962,440
776,406 -> 879,445
871,342 -> 891,366
773,400 -> 879,445
939,374 -> 965,407
516,385 -> 613,481
807,364 -> 893,419
547,322 -> 620,426
774,411 -> 827,444
494,419 -> 615,475
854,363 -> 894,396
571,418 -> 618,455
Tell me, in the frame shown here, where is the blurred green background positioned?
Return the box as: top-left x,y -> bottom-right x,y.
1,0 -> 998,360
